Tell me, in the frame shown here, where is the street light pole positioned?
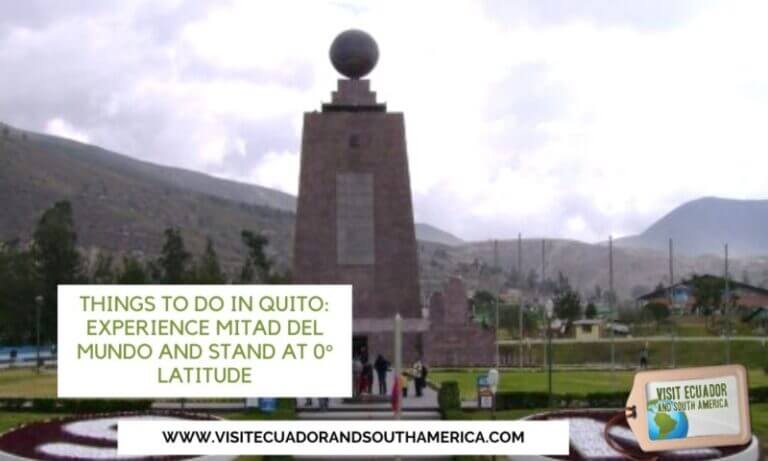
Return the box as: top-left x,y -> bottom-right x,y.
394,313 -> 402,421
547,317 -> 552,407
35,295 -> 43,374
669,238 -> 676,368
394,313 -> 402,461
725,243 -> 730,364
518,233 -> 523,368
545,299 -> 554,408
609,235 -> 615,371
495,297 -> 500,370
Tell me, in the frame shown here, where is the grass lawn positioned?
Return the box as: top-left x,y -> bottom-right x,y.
431,368 -> 768,400
748,403 -> 768,452
503,339 -> 768,369
0,411 -> 69,434
0,368 -> 56,398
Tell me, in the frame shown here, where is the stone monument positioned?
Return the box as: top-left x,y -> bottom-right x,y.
293,30 -> 426,362
424,276 -> 496,366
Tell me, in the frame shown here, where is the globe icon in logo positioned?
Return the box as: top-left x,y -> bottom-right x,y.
647,399 -> 689,440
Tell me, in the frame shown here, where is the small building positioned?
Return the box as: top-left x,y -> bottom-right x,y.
572,319 -> 603,341
743,307 -> 768,333
572,319 -> 629,341
636,274 -> 768,313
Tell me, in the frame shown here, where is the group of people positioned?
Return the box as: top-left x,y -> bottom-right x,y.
352,348 -> 383,397
304,349 -> 430,411
352,347 -> 429,399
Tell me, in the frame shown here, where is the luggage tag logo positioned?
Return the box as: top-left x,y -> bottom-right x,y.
624,365 -> 751,452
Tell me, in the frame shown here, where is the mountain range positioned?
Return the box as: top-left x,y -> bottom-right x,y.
615,197 -> 768,257
2,122 -> 767,299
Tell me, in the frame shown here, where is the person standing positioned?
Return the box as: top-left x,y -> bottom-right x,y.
374,354 -> 390,395
419,361 -> 429,395
640,346 -> 649,369
412,359 -> 423,397
352,355 -> 363,398
401,370 -> 410,397
362,361 -> 374,394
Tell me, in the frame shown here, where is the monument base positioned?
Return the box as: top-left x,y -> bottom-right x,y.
353,317 -> 429,364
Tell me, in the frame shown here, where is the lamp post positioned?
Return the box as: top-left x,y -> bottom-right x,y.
394,313 -> 402,421
724,243 -> 731,364
34,295 -> 43,374
545,299 -> 554,408
493,298 -> 501,419
495,297 -> 500,370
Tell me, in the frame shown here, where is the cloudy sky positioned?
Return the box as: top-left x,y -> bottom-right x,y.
1,0 -> 767,242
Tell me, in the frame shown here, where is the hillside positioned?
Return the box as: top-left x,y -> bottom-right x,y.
616,197 -> 768,257
3,124 -> 768,300
413,223 -> 464,247
0,125 -> 295,271
0,124 -> 461,270
427,239 -> 768,301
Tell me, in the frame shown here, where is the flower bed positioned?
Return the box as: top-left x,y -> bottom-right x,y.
0,411 -> 216,460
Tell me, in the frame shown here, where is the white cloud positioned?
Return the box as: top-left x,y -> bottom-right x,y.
44,117 -> 90,143
248,150 -> 300,195
3,1 -> 768,244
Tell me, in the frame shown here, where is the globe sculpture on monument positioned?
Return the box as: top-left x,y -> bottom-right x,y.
293,30 -> 427,364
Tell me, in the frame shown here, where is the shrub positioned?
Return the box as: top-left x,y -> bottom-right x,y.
59,399 -> 153,414
494,391 -> 549,410
585,392 -> 627,408
0,398 -> 26,410
750,386 -> 768,403
493,390 -> 628,410
31,398 -> 56,412
438,381 -> 461,412
0,398 -> 152,413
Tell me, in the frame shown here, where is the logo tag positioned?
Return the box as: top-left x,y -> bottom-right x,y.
625,365 -> 751,452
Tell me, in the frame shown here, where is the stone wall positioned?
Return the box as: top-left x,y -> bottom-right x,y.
424,276 -> 496,367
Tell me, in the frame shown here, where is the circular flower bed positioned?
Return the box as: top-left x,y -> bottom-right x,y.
523,409 -> 759,461
0,412 -> 217,461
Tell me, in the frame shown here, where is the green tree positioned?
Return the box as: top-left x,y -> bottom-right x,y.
644,301 -> 670,325
690,275 -> 726,326
239,258 -> 255,284
91,252 -> 114,283
585,302 -> 597,319
158,228 -> 191,283
118,256 -> 149,284
470,290 -> 496,323
31,201 -> 81,342
553,288 -> 581,321
498,304 -> 537,336
0,241 -> 38,343
240,230 -> 272,282
196,237 -> 225,284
